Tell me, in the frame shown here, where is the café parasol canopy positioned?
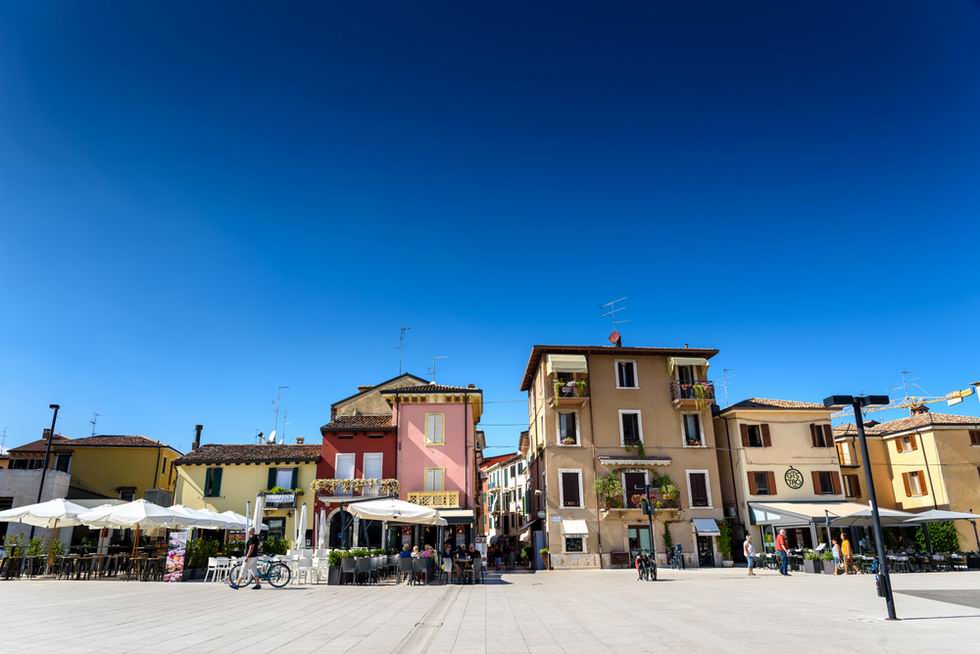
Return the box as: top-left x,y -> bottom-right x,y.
345,498 -> 448,526
0,498 -> 90,528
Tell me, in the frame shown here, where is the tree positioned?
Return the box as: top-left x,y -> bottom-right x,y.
915,521 -> 960,553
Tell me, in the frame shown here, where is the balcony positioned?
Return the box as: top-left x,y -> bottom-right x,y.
547,378 -> 590,408
669,380 -> 715,409
263,492 -> 298,509
407,490 -> 461,508
311,478 -> 399,500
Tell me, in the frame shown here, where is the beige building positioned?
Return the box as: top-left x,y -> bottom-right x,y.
522,344 -> 725,569
834,409 -> 980,550
714,398 -> 846,552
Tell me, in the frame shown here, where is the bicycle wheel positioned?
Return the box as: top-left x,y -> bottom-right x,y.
266,562 -> 291,588
649,564 -> 657,581
228,562 -> 251,589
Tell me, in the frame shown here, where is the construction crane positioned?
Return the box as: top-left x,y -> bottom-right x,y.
833,379 -> 979,419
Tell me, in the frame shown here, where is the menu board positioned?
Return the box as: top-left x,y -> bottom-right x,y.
164,530 -> 189,583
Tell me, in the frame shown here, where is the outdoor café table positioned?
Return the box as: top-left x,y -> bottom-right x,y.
454,558 -> 474,584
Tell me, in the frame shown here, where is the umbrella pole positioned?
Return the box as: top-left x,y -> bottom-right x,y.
131,525 -> 140,558
924,522 -> 933,555
47,519 -> 59,573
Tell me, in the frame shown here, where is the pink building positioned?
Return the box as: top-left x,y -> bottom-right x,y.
382,382 -> 484,546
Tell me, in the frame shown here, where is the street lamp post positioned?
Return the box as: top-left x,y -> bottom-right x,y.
824,394 -> 896,620
28,404 -> 61,541
644,483 -> 658,562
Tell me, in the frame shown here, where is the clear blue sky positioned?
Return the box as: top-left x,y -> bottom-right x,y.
2,1 -> 979,453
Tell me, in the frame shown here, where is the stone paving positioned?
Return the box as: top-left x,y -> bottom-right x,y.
1,567 -> 978,652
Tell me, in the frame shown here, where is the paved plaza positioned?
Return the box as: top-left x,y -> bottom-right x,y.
1,568 -> 978,653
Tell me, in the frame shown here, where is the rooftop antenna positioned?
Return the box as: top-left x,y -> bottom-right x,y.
721,368 -> 735,407
397,326 -> 412,374
89,412 -> 101,437
272,385 -> 289,440
430,355 -> 449,383
600,296 -> 630,346
280,410 -> 288,444
1,427 -> 6,455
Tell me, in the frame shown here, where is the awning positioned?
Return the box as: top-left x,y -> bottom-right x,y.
902,509 -> 980,524
561,519 -> 589,536
436,509 -> 475,525
749,501 -> 873,527
668,356 -> 709,373
693,518 -> 721,536
546,354 -> 588,375
346,498 -> 448,526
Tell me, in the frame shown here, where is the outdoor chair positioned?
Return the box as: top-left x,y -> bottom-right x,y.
204,557 -> 221,583
398,556 -> 413,584
387,554 -> 399,578
340,556 -> 356,585
294,556 -> 313,585
354,557 -> 373,585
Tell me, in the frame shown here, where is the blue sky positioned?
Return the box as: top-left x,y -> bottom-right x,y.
2,1 -> 979,453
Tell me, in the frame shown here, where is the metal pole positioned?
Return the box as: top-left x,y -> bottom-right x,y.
645,483 -> 657,561
29,404 -> 60,541
970,509 -> 979,552
852,399 -> 897,620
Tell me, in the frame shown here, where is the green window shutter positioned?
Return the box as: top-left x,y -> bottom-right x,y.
212,468 -> 222,496
290,468 -> 299,490
268,467 -> 277,490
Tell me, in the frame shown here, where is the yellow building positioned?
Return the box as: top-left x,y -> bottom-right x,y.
835,409 -> 980,550
174,443 -> 320,543
6,431 -> 181,502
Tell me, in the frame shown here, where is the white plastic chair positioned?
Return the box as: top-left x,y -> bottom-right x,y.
204,557 -> 221,583
215,557 -> 230,582
294,556 -> 313,585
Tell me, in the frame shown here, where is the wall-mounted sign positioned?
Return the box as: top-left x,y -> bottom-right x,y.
784,467 -> 804,490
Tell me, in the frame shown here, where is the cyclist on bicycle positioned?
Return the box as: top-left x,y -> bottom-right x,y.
233,528 -> 262,590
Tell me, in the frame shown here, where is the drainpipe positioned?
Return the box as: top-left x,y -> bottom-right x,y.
722,417 -> 744,534
586,353 -> 604,569
917,430 -> 939,510
153,446 -> 162,499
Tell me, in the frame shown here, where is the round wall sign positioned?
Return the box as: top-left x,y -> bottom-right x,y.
784,467 -> 804,490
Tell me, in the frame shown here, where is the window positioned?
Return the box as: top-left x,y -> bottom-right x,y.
676,365 -> 697,385
749,471 -> 775,495
54,453 -> 72,473
623,471 -> 647,507
615,360 -> 638,389
812,471 -> 840,495
682,414 -> 704,446
363,453 -> 383,495
204,468 -> 223,497
0,497 -> 12,540
424,468 -> 445,492
843,474 -> 861,498
425,413 -> 445,445
274,468 -> 294,489
810,424 -> 833,447
266,517 -> 285,540
896,435 -> 918,453
161,457 -> 168,475
686,471 -> 711,508
903,471 -> 927,497
564,536 -> 584,552
740,424 -> 770,448
118,488 -> 136,502
335,454 -> 355,495
969,430 -> 980,446
559,469 -> 583,508
557,411 -> 579,446
619,410 -> 643,446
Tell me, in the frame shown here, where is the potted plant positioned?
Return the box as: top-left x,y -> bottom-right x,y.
821,549 -> 836,574
561,436 -> 577,446
592,474 -> 624,510
575,379 -> 587,396
718,521 -> 734,567
802,549 -> 821,574
327,549 -> 349,585
539,547 -> 550,570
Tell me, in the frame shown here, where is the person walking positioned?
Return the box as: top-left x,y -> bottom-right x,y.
743,535 -> 756,576
840,532 -> 855,575
775,528 -> 790,576
233,528 -> 262,590
831,538 -> 842,575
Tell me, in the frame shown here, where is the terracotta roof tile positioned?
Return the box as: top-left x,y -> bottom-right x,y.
479,452 -> 519,469
174,444 -> 321,466
321,414 -> 393,431
381,383 -> 482,394
719,398 -> 829,412
71,435 -> 168,448
835,412 -> 980,437
8,434 -> 72,453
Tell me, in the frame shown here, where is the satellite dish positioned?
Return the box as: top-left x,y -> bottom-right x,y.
267,430 -> 277,444
608,330 -> 621,345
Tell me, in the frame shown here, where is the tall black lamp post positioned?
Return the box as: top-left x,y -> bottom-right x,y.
643,483 -> 658,562
824,394 -> 896,620
28,404 -> 61,541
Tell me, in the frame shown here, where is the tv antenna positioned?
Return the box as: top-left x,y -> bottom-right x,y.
429,355 -> 449,383
1,426 -> 6,455
89,412 -> 102,436
272,385 -> 289,439
601,296 -> 630,345
721,369 -> 735,407
281,410 -> 288,444
396,326 -> 412,374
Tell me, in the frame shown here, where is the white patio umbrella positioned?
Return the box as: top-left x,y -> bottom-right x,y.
78,499 -> 188,556
295,503 -> 308,550
251,495 -> 264,534
831,506 -> 917,528
904,509 -> 980,553
346,498 -> 448,526
317,509 -> 327,550
168,505 -> 231,530
220,510 -> 267,531
0,498 -> 91,567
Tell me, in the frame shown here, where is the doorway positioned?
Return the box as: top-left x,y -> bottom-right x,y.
696,535 -> 716,567
628,525 -> 652,563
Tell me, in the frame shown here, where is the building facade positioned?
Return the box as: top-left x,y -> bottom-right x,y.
174,443 -> 320,543
480,452 -> 526,544
714,398 -> 844,553
834,409 -> 980,550
522,344 -> 726,569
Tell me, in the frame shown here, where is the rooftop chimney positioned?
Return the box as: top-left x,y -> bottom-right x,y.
357,385 -> 372,392
909,404 -> 930,416
192,424 -> 203,450
295,436 -> 305,445
256,431 -> 264,445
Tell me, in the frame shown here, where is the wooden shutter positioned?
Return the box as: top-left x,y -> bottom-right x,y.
267,467 -> 277,490
823,424 -> 833,447
809,424 -> 819,447
690,473 -> 708,507
850,474 -> 861,497
290,468 -> 299,490
766,472 -> 776,495
902,472 -> 912,497
561,472 -> 580,507
209,468 -> 223,496
811,471 -> 822,494
747,471 -> 757,494
895,438 -> 903,453
740,424 -> 750,447
830,472 -> 842,495
909,435 -> 918,451
970,430 -> 980,446
761,424 -> 772,447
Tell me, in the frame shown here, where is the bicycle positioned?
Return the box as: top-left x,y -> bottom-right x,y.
228,556 -> 291,589
633,550 -> 657,581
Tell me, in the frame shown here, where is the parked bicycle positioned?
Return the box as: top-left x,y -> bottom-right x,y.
228,556 -> 291,589
634,550 -> 657,581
